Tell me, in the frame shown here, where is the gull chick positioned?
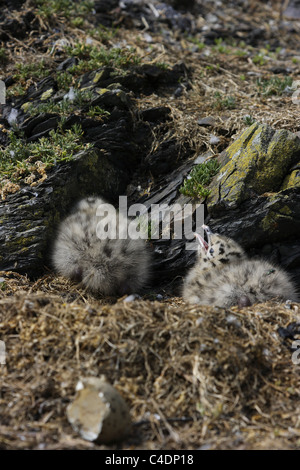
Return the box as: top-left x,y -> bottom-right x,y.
52,196 -> 151,296
183,225 -> 299,308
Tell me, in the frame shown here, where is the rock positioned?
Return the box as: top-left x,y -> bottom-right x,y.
208,123 -> 300,210
24,77 -> 57,102
283,0 -> 300,20
144,140 -> 189,176
91,88 -> 131,109
56,57 -> 78,71
66,376 -> 131,443
139,106 -> 171,123
29,116 -> 60,138
197,116 -> 216,127
20,113 -> 59,137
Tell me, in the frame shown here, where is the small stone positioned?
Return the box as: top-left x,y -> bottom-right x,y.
174,86 -> 183,97
66,376 -> 131,444
57,57 -> 78,71
197,116 -> 216,127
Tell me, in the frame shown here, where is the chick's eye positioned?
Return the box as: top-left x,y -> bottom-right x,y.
209,248 -> 214,254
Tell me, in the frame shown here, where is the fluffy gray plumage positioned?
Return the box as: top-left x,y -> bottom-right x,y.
183,225 -> 299,307
52,196 -> 151,295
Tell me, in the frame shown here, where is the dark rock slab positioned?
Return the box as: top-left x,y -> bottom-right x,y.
139,106 -> 171,123
20,113 -> 59,137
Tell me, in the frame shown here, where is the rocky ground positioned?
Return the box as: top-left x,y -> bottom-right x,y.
0,0 -> 300,450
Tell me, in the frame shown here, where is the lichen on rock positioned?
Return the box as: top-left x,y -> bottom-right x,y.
208,122 -> 300,210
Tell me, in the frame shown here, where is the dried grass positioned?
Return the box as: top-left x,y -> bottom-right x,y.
0,272 -> 300,449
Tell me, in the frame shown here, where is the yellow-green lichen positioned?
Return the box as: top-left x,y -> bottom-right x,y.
93,71 -> 106,84
40,88 -> 54,101
260,194 -> 294,234
21,102 -> 32,112
80,86 -> 93,92
281,168 -> 300,190
95,88 -> 110,95
208,123 -> 300,208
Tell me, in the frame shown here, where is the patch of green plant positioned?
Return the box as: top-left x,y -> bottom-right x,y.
6,84 -> 26,98
234,49 -> 248,57
292,57 -> 299,64
55,71 -> 74,90
75,89 -> 94,106
0,122 -> 92,188
26,99 -> 73,116
0,48 -> 9,66
13,61 -> 50,82
86,106 -> 110,118
70,17 -> 84,27
88,25 -> 119,43
35,0 -> 94,22
0,281 -> 6,291
65,44 -> 141,74
155,62 -> 169,70
213,38 -> 230,54
26,90 -> 96,116
213,91 -> 236,110
180,159 -> 220,199
243,115 -> 256,126
256,76 -> 293,96
188,37 -> 205,50
252,53 -> 265,66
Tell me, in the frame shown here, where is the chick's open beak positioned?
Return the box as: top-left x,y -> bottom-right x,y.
193,232 -> 209,251
202,224 -> 213,246
194,225 -> 213,251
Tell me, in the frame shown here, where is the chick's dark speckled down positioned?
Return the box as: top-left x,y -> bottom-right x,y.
52,197 -> 151,296
183,225 -> 299,308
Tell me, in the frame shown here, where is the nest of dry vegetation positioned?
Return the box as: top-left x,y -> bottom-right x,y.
0,271 -> 300,450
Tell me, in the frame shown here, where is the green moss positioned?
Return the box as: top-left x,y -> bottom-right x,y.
279,205 -> 292,215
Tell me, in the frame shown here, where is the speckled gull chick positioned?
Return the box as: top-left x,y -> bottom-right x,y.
183,225 -> 299,308
52,196 -> 151,296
